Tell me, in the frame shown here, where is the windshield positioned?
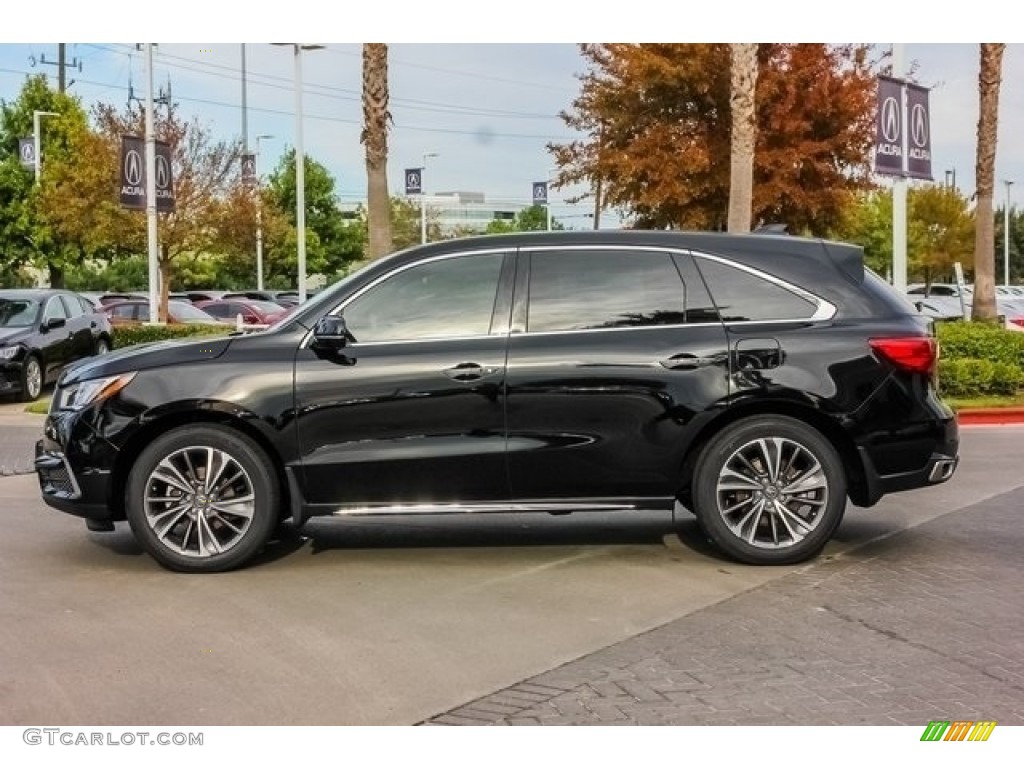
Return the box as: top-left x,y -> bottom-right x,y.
171,301 -> 219,321
0,298 -> 40,328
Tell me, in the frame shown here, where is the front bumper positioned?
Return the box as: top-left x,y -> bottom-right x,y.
0,361 -> 25,394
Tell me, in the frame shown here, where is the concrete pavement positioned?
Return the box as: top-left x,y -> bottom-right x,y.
1,412 -> 1022,726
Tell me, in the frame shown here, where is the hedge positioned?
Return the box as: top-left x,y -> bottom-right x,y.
936,321 -> 1024,397
112,324 -> 230,349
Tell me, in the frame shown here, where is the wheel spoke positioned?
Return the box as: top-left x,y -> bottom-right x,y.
159,509 -> 192,543
717,467 -> 762,492
210,512 -> 245,535
781,461 -> 826,495
776,503 -> 815,535
154,459 -> 194,495
196,515 -> 222,556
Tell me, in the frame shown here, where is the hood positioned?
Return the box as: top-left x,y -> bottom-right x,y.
60,334 -> 235,386
0,326 -> 30,345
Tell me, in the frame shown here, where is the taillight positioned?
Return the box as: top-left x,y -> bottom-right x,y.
869,337 -> 937,375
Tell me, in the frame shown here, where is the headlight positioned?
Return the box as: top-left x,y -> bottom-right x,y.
57,373 -> 137,411
0,346 -> 19,360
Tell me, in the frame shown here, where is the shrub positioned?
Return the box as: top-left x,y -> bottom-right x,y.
938,358 -> 1024,397
112,324 -> 229,349
936,320 -> 1024,368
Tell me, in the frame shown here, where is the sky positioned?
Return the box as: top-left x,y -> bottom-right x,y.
2,4 -> 1023,228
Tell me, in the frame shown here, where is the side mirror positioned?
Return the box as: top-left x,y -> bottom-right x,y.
311,315 -> 353,352
44,317 -> 67,331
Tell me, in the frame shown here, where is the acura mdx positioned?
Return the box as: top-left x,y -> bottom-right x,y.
36,231 -> 959,572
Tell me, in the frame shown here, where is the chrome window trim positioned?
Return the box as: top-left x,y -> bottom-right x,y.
299,247 -> 510,349
299,242 -> 837,348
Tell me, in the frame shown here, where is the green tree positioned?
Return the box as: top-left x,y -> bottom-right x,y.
0,74 -> 92,287
837,186 -> 974,285
266,149 -> 365,281
485,205 -> 563,233
390,196 -> 439,250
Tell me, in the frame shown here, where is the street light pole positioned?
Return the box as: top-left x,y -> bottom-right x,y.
255,134 -> 274,291
32,110 -> 59,183
421,152 -> 438,245
274,43 -> 324,302
546,168 -> 558,231
1005,179 -> 1014,287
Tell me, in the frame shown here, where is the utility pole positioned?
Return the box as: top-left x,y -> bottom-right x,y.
145,43 -> 160,325
31,43 -> 82,93
241,44 -> 248,153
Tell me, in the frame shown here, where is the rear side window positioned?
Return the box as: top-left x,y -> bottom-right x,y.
696,257 -> 817,322
60,295 -> 85,318
526,250 -> 688,332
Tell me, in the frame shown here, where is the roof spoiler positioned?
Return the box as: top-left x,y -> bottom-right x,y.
821,241 -> 865,283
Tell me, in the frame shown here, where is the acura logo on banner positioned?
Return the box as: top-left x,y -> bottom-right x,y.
120,136 -> 146,209
120,136 -> 176,211
874,76 -> 932,180
405,168 -> 422,195
906,84 -> 932,180
19,138 -> 36,169
874,76 -> 904,177
532,181 -> 548,205
241,153 -> 256,186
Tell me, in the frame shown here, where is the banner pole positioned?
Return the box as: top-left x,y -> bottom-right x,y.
892,43 -> 908,293
145,43 -> 161,324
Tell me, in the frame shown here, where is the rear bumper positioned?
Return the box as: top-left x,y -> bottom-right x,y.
854,416 -> 960,507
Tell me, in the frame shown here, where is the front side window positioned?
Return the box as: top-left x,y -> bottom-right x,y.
42,297 -> 69,323
342,253 -> 504,343
526,249 -> 686,332
695,257 -> 818,322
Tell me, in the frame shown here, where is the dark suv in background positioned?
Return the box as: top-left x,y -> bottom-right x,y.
36,231 -> 958,572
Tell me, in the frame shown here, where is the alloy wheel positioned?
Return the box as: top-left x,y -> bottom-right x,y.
143,446 -> 256,558
715,436 -> 829,550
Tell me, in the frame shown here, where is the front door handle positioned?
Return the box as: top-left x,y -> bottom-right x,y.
660,354 -> 719,370
442,362 -> 500,382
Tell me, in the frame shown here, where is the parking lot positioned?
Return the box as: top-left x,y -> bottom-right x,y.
1,399 -> 1022,726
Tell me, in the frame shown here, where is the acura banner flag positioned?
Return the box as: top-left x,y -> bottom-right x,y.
120,136 -> 176,212
874,76 -> 904,177
874,76 -> 932,180
906,83 -> 933,180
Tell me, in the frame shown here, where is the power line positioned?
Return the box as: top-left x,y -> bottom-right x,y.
0,66 -> 577,142
84,43 -> 567,120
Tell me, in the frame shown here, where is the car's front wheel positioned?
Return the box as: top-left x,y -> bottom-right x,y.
691,415 -> 847,565
19,354 -> 43,402
94,336 -> 111,355
125,425 -> 280,573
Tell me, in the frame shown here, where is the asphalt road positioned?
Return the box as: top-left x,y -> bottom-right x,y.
1,416 -> 1021,726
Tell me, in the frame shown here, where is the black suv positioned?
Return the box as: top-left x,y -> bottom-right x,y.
35,231 -> 958,572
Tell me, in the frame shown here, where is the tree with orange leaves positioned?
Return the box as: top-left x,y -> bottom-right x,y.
551,44 -> 878,235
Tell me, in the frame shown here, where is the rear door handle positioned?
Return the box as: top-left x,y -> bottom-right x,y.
442,362 -> 500,382
660,354 -> 718,370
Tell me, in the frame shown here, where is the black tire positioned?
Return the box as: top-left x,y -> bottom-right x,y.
125,425 -> 280,573
19,354 -> 44,402
691,415 -> 847,565
94,336 -> 111,356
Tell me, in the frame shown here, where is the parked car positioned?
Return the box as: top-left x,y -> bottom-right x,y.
1,289 -> 113,401
36,231 -> 958,572
101,299 -> 228,327
194,298 -> 287,326
221,290 -> 283,304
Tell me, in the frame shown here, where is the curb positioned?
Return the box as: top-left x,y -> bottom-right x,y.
956,407 -> 1024,426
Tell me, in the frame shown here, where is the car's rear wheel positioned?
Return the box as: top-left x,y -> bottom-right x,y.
19,354 -> 43,402
691,415 -> 846,565
126,425 -> 280,573
94,337 -> 111,355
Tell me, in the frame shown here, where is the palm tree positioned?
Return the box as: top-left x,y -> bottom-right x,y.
727,44 -> 758,233
361,44 -> 393,260
971,43 -> 1006,322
